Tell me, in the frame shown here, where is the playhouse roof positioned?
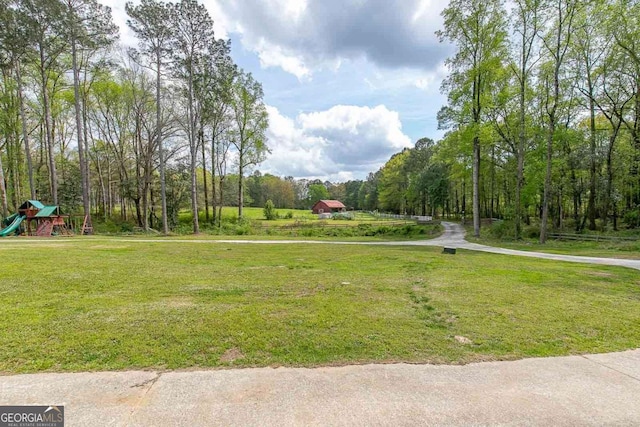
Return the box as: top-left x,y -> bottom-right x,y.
35,206 -> 60,217
19,200 -> 45,210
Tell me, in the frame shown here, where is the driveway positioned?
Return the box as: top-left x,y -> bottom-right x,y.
422,222 -> 640,271
1,350 -> 639,426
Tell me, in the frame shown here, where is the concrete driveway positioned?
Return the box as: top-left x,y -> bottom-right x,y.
423,222 -> 640,271
1,349 -> 639,426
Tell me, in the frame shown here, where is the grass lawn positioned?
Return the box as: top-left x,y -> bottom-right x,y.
468,234 -> 640,259
1,238 -> 639,374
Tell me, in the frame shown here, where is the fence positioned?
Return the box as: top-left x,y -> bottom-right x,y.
256,220 -> 416,230
549,233 -> 638,242
370,212 -> 433,222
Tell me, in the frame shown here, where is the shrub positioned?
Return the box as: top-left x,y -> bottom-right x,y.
623,209 -> 640,229
285,211 -> 294,219
524,225 -> 540,239
488,220 -> 509,238
263,200 -> 277,220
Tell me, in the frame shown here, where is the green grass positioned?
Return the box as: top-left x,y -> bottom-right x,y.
468,222 -> 640,259
471,237 -> 640,259
1,239 -> 639,374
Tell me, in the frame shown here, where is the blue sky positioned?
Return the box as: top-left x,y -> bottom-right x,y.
113,0 -> 452,181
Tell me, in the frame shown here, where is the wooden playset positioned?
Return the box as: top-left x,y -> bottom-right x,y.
12,200 -> 71,236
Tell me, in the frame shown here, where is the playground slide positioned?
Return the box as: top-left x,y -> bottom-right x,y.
0,215 -> 24,237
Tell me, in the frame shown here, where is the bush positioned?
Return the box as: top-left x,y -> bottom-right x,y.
524,225 -> 540,239
623,209 -> 640,229
488,220 -> 509,239
285,211 -> 294,219
263,200 -> 277,220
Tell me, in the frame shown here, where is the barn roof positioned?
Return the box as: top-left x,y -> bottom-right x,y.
34,206 -> 60,217
319,200 -> 346,208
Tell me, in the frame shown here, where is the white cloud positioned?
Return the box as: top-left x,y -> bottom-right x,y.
212,0 -> 451,78
261,104 -> 412,181
254,39 -> 312,80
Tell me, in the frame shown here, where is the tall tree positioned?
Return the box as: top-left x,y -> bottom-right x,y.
0,1 -> 36,200
171,0 -> 218,233
230,71 -> 269,219
22,0 -> 67,205
438,0 -> 507,237
126,0 -> 172,234
64,0 -> 117,229
539,0 -> 580,242
511,0 -> 544,239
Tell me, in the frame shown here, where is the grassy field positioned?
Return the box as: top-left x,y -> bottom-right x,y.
471,237 -> 640,259
467,223 -> 640,259
0,238 -> 639,374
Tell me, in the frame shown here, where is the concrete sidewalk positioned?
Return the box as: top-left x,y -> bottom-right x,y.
2,349 -> 639,426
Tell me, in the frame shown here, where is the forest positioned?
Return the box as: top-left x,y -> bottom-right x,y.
0,0 -> 268,234
2,0 -> 640,240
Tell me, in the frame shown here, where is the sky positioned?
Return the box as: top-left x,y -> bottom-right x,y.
111,0 -> 453,182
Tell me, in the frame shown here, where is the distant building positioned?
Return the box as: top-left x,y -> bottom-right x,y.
311,200 -> 346,214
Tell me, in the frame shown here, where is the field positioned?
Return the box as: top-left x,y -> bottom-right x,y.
0,238 -> 639,374
468,223 -> 640,259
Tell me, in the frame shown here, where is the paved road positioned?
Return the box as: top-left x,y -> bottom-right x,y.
4,221 -> 640,270
424,222 -> 640,271
1,349 -> 639,426
107,221 -> 640,270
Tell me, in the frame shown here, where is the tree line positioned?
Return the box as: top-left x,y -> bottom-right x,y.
4,0 -> 640,238
0,0 -> 268,233
434,0 -> 640,240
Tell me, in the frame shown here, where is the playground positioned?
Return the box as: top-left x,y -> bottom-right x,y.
0,200 -> 71,237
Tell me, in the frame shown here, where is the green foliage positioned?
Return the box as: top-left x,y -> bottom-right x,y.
308,184 -> 330,206
263,199 -> 277,220
623,209 -> 640,229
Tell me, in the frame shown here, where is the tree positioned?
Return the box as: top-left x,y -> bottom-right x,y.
307,183 -> 330,206
126,0 -> 173,234
510,0 -> 544,238
438,0 -> 508,237
230,71 -> 269,219
379,150 -> 410,213
64,0 -> 118,229
22,0 -> 67,205
0,1 -> 36,200
539,0 -> 580,242
170,0 -> 221,233
263,199 -> 276,220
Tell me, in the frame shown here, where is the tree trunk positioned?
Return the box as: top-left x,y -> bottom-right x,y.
541,122 -> 553,243
211,134 -> 217,225
200,127 -> 209,222
188,75 -> 199,234
238,159 -> 244,219
587,95 -> 597,230
15,62 -> 35,200
39,48 -> 57,205
71,37 -> 91,222
156,59 -> 169,235
472,135 -> 480,237
0,149 -> 8,217
516,65 -> 526,239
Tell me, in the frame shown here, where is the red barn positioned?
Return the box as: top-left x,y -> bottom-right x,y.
311,200 -> 346,214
